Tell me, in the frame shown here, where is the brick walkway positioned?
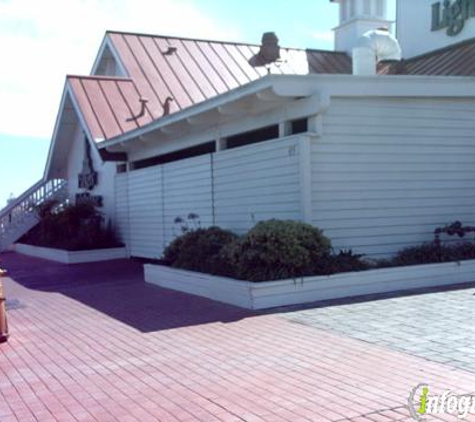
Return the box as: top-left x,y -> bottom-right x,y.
1,252 -> 475,422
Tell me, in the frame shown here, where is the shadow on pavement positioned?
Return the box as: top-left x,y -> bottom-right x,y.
0,251 -> 257,333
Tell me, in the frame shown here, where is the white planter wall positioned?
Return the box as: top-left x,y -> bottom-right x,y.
15,243 -> 127,264
145,260 -> 475,310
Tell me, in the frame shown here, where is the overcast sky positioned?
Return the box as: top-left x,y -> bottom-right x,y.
0,0 -> 396,207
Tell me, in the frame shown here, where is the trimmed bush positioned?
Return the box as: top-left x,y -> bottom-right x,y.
226,219 -> 332,281
162,226 -> 238,276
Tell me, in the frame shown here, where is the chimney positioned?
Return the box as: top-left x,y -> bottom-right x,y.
330,0 -> 393,54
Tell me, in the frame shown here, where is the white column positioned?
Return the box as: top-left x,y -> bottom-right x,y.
216,138 -> 227,151
299,135 -> 313,224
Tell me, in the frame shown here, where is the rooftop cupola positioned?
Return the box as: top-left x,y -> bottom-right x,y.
330,0 -> 392,54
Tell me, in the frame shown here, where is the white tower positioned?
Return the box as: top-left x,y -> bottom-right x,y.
330,0 -> 392,54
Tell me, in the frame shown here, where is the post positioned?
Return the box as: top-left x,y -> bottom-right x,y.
299,135 -> 313,224
0,264 -> 9,343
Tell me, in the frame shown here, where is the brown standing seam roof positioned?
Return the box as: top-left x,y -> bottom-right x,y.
106,32 -> 352,121
67,31 -> 475,142
68,75 -> 154,141
379,37 -> 475,76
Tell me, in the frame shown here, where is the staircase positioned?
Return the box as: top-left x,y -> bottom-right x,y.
0,179 -> 68,252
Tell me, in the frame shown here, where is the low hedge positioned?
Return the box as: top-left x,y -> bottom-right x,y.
162,220 -> 369,281
161,220 -> 475,281
389,242 -> 475,267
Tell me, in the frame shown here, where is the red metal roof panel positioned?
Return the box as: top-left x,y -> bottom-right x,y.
68,31 -> 475,142
107,31 -> 354,124
68,76 -> 154,142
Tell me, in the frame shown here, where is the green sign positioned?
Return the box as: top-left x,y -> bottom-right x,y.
432,0 -> 475,36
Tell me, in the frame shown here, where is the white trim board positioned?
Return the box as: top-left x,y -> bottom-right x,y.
144,260 -> 475,310
15,243 -> 127,264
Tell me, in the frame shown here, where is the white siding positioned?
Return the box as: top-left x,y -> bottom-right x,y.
114,173 -> 129,246
66,125 -> 117,221
214,137 -> 301,233
115,137 -> 304,258
127,167 -> 164,259
312,97 -> 475,256
162,155 -> 213,245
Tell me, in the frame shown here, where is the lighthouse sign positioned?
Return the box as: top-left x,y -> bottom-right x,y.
432,0 -> 475,35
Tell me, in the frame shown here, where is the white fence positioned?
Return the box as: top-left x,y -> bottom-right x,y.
115,135 -> 305,259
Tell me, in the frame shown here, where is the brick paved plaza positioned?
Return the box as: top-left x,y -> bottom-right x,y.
1,252 -> 475,421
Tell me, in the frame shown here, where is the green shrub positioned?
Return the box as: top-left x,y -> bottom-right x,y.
392,242 -> 475,267
391,243 -> 442,266
226,219 -> 332,281
162,226 -> 238,276
314,250 -> 370,275
20,200 -> 122,251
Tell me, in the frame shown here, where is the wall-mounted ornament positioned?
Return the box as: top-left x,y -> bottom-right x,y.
78,137 -> 98,190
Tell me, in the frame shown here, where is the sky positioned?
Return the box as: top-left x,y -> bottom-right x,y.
0,0 -> 397,208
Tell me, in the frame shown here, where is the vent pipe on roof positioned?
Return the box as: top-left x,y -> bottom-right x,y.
352,28 -> 402,76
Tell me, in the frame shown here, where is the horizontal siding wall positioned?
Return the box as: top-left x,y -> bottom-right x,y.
312,97 -> 475,256
162,155 -> 213,246
115,136 -> 305,258
214,137 -> 301,233
114,173 -> 129,246
127,167 -> 164,259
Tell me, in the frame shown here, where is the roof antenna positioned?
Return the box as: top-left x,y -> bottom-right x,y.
162,47 -> 177,56
127,97 -> 148,121
162,96 -> 174,117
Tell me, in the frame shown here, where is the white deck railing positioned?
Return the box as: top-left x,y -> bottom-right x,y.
0,179 -> 68,251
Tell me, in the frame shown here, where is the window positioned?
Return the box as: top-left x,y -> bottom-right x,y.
131,141 -> 215,170
226,125 -> 279,150
290,118 -> 308,135
116,163 -> 127,173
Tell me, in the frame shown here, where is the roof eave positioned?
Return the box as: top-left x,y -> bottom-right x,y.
97,74 -> 282,150
98,73 -> 475,151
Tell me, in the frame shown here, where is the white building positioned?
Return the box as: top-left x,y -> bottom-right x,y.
1,0 -> 475,258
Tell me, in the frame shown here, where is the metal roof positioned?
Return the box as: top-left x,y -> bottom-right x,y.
106,31 -> 351,117
68,75 -> 154,141
404,37 -> 475,76
379,37 -> 475,76
66,32 -> 475,143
